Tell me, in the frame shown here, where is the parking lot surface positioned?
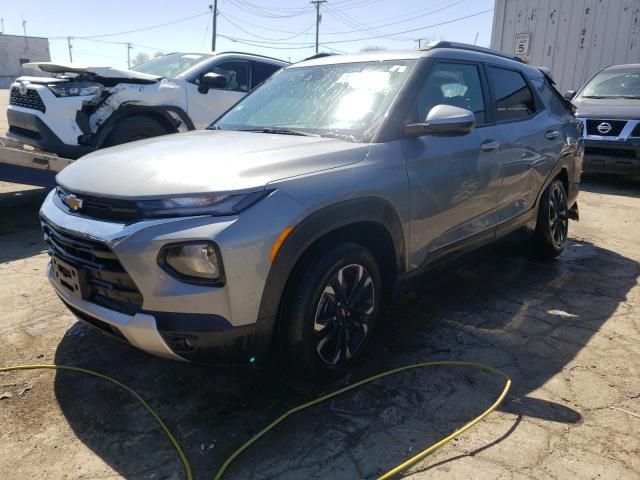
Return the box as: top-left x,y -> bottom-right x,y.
1,89 -> 639,479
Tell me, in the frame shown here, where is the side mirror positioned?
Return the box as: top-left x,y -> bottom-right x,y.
403,104 -> 475,137
564,90 -> 576,100
198,73 -> 227,94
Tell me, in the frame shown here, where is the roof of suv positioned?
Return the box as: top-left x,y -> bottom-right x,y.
293,41 -> 543,79
602,63 -> 640,71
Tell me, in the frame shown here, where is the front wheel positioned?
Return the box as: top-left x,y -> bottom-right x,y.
103,116 -> 169,147
532,178 -> 569,259
284,243 -> 382,375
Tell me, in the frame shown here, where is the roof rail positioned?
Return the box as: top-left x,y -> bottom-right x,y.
422,41 -> 524,63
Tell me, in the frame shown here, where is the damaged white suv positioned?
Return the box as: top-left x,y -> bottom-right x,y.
7,52 -> 288,159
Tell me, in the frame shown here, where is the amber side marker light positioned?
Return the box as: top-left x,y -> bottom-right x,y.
270,226 -> 294,262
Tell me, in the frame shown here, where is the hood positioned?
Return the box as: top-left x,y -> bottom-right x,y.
574,97 -> 640,120
23,62 -> 160,81
57,130 -> 370,199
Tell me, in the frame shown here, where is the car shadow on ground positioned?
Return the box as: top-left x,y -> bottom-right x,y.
51,236 -> 640,479
581,174 -> 640,198
0,187 -> 49,262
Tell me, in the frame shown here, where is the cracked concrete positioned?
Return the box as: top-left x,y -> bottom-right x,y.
0,92 -> 639,477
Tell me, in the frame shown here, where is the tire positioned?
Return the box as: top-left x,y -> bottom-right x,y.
283,243 -> 382,375
532,178 -> 569,260
103,116 -> 169,147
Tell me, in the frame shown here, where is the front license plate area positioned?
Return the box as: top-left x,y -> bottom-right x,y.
52,256 -> 86,299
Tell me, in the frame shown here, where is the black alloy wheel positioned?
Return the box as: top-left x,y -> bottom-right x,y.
313,263 -> 375,366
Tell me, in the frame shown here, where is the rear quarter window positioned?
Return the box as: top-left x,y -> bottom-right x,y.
533,78 -> 574,118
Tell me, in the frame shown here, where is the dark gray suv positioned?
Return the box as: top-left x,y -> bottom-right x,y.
40,41 -> 582,373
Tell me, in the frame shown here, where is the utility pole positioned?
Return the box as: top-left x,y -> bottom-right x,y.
210,1 -> 218,51
311,0 -> 326,54
1,18 -> 4,35
67,37 -> 73,62
415,38 -> 422,49
127,43 -> 133,69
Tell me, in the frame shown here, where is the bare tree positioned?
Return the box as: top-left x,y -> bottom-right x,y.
153,51 -> 164,58
131,52 -> 151,67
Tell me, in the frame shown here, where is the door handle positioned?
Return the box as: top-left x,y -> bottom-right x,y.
480,140 -> 500,152
545,130 -> 560,140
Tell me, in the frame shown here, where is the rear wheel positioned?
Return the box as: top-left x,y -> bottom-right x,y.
103,116 -> 169,147
284,243 -> 382,375
532,178 -> 569,259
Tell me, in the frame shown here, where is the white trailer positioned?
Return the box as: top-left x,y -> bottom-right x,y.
490,0 -> 640,92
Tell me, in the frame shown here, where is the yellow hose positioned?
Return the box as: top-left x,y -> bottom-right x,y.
0,360 -> 511,480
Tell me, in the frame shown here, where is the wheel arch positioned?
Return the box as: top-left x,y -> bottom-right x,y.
93,105 -> 195,147
255,196 -> 407,340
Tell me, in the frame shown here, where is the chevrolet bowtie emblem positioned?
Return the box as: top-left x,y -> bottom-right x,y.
66,194 -> 83,211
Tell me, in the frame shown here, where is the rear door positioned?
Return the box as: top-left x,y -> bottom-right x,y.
403,60 -> 503,268
185,60 -> 251,128
486,66 -> 564,225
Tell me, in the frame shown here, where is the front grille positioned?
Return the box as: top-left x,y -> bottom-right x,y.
585,147 -> 637,159
586,119 -> 627,136
8,125 -> 42,140
42,218 -> 143,315
57,188 -> 141,223
10,87 -> 46,113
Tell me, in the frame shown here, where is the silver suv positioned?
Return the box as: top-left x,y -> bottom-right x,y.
40,42 -> 582,373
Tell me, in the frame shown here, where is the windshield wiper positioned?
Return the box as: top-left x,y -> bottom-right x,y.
581,95 -> 640,99
237,128 -> 319,137
320,132 -> 357,142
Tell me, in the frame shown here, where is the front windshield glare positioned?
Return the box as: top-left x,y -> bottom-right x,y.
579,70 -> 640,98
131,53 -> 212,78
214,60 -> 416,142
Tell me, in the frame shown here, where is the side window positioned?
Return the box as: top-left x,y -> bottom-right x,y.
196,61 -> 251,92
487,66 -> 536,121
533,78 -> 573,118
416,62 -> 486,125
252,62 -> 281,89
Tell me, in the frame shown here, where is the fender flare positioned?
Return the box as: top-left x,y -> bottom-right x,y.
92,105 -> 196,147
254,196 -> 407,337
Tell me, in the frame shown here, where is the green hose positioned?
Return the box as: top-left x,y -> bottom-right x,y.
1,360 -> 511,479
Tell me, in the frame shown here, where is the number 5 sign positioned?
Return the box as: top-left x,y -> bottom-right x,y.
514,33 -> 530,56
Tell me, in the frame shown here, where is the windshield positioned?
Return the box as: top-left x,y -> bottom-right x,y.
131,53 -> 213,78
579,70 -> 640,99
213,59 -> 416,142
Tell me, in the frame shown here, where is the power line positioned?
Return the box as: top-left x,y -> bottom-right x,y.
323,0 -> 470,36
218,33 -> 315,50
218,8 -> 494,47
228,0 -> 311,19
48,11 -> 209,40
219,12 -> 314,41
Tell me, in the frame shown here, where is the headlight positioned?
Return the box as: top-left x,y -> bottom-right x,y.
159,242 -> 224,285
48,82 -> 103,97
137,191 -> 270,218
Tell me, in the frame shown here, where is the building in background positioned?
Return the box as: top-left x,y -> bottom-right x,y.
0,34 -> 51,88
490,0 -> 640,92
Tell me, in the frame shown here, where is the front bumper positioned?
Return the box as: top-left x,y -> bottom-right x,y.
7,108 -> 95,159
49,263 -> 184,360
40,188 -> 306,361
583,139 -> 640,175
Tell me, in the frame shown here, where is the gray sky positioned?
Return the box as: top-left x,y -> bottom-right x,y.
2,0 -> 495,68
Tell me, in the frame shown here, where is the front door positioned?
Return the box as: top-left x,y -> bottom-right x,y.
403,60 -> 503,269
185,60 -> 251,128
